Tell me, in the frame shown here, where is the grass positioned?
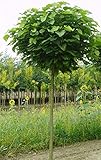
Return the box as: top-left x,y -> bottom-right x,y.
0,102 -> 101,157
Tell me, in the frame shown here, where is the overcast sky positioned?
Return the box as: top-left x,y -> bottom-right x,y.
0,0 -> 101,57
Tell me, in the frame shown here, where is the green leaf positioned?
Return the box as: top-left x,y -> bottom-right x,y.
55,30 -> 66,37
31,28 -> 37,33
63,10 -> 73,15
95,50 -> 100,56
32,23 -> 38,27
20,21 -> 26,28
48,19 -> 55,25
64,25 -> 74,32
71,52 -> 76,57
50,37 -> 57,41
41,37 -> 51,44
42,4 -> 52,11
3,34 -> 9,41
40,14 -> 48,22
50,26 -> 60,33
64,39 -> 76,43
78,29 -> 83,35
58,43 -> 67,51
39,29 -> 45,34
29,38 -> 37,44
76,95 -> 82,101
35,31 -> 39,36
49,12 -> 56,19
73,35 -> 80,40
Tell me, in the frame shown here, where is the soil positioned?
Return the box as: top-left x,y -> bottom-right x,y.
1,140 -> 101,160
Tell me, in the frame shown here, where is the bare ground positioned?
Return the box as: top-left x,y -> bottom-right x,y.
2,140 -> 101,160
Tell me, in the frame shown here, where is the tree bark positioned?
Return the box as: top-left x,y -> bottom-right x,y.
18,88 -> 20,110
0,92 -> 1,106
49,68 -> 54,160
3,89 -> 6,107
39,85 -> 42,107
64,84 -> 67,106
31,91 -> 33,105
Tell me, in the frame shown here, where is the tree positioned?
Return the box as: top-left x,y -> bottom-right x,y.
0,55 -> 20,106
55,71 -> 70,105
94,34 -> 101,69
32,67 -> 49,105
4,2 -> 99,159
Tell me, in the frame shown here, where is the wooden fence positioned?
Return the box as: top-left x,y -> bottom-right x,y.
0,89 -> 77,107
0,88 -> 100,109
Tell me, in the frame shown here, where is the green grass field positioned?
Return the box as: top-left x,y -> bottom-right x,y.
0,102 -> 101,157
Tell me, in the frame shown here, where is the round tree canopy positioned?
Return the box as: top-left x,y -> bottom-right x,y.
4,1 -> 99,73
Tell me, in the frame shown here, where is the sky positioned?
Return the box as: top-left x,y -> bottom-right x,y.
0,0 -> 101,57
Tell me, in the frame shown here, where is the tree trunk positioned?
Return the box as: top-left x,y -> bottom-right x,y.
33,90 -> 35,105
3,89 -> 6,108
42,90 -> 45,106
0,92 -> 1,106
39,85 -> 42,107
64,84 -> 67,106
54,89 -> 57,107
49,68 -> 54,160
31,91 -> 33,105
66,90 -> 69,105
21,91 -> 23,106
94,85 -> 98,100
60,88 -> 62,106
18,88 -> 20,110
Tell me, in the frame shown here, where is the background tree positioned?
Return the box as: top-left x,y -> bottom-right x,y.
4,2 -> 100,159
94,34 -> 101,69
0,55 -> 20,106
32,67 -> 49,105
55,71 -> 70,105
